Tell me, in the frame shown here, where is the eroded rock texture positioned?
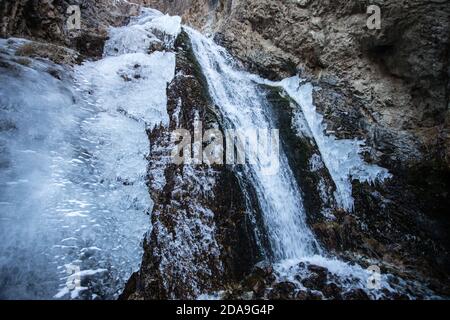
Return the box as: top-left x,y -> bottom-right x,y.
1,0 -> 140,58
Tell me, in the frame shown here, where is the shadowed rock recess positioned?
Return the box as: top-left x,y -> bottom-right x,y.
0,0 -> 449,300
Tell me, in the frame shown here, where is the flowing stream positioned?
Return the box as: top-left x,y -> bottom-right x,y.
185,28 -> 401,297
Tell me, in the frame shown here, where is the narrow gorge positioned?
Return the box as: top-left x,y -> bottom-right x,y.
0,0 -> 449,300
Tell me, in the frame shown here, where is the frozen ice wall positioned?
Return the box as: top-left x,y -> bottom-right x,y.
0,7 -> 179,300
278,77 -> 392,211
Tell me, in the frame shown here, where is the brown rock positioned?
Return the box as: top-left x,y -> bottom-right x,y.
269,282 -> 297,300
343,289 -> 370,300
1,0 -> 140,59
322,283 -> 343,300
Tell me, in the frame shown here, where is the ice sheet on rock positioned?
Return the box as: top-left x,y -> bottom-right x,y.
0,39 -> 150,299
148,14 -> 182,41
275,77 -> 392,212
77,51 -> 174,127
104,8 -> 181,56
0,10 -> 177,297
104,24 -> 161,56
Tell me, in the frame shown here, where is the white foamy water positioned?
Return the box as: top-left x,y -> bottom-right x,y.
186,27 -> 320,260
276,77 -> 392,211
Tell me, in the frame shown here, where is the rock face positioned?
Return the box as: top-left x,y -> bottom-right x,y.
138,0 -> 450,293
1,0 -> 140,58
141,0 -> 450,167
120,31 -> 261,300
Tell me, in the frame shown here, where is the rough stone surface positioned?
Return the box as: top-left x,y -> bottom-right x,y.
1,0 -> 140,58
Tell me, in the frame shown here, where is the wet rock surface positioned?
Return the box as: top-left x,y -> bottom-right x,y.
264,84 -> 338,224
221,259 -> 442,300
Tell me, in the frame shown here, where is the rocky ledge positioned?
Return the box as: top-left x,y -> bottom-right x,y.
1,0 -> 140,58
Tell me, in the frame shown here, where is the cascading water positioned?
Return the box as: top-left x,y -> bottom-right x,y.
186,27 -> 320,261
185,27 -> 405,297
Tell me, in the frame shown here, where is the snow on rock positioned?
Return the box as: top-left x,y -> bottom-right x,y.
77,51 -> 174,127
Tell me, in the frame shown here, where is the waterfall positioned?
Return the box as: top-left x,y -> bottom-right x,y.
186,27 -> 320,261
184,26 -> 401,297
276,78 -> 392,212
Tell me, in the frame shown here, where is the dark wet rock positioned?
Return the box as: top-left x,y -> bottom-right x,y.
295,290 -> 310,300
312,215 -> 369,254
307,265 -> 328,276
385,291 -> 410,301
231,260 -> 358,300
300,264 -> 330,292
308,291 -> 324,301
301,274 -> 327,291
242,274 -> 266,298
253,261 -> 274,278
343,289 -> 370,301
295,290 -> 309,300
322,283 -> 342,300
240,261 -> 277,298
70,31 -> 109,59
148,41 -> 165,53
219,255 -> 439,300
268,282 -> 297,300
119,272 -> 142,300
